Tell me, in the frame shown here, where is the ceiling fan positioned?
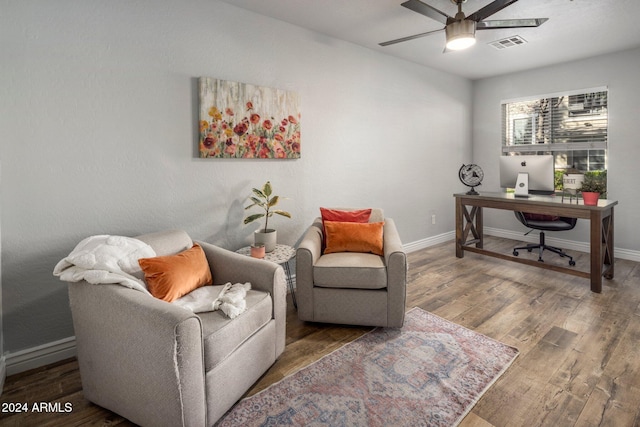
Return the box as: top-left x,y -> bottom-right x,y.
380,0 -> 548,51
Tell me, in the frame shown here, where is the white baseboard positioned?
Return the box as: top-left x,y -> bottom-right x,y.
613,247 -> 640,263
5,228 -> 638,377
403,231 -> 455,253
6,336 -> 76,376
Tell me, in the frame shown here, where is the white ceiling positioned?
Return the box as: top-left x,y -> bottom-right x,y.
221,0 -> 640,80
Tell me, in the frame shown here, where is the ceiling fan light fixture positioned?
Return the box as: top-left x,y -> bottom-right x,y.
445,19 -> 476,50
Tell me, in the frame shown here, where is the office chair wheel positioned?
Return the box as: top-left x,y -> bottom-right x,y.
569,260 -> 576,266
513,250 -> 519,256
527,248 -> 533,252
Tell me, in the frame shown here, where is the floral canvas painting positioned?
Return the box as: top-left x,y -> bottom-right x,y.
199,77 -> 301,159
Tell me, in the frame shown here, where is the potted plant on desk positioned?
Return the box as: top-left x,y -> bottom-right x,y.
244,181 -> 291,252
579,171 -> 607,206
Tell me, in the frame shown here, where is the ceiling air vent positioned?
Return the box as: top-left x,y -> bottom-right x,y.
489,35 -> 527,50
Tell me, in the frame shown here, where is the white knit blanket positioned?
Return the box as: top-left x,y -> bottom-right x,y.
53,235 -> 155,294
54,235 -> 250,317
173,282 -> 252,318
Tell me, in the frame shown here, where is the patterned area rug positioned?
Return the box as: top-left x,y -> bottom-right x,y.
216,307 -> 519,427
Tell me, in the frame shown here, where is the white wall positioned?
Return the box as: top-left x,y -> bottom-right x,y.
473,47 -> 640,252
0,0 -> 472,355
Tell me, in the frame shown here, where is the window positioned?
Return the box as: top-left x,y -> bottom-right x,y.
501,87 -> 608,175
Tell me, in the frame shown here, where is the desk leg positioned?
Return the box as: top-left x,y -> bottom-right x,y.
283,261 -> 297,309
590,210 -> 604,293
590,207 -> 616,293
462,206 -> 483,247
456,198 -> 464,258
603,208 -> 615,280
455,198 -> 483,259
476,207 -> 483,249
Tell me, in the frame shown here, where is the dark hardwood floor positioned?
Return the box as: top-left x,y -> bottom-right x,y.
2,236 -> 640,426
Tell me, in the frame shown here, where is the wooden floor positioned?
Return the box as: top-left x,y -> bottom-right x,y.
2,236 -> 640,426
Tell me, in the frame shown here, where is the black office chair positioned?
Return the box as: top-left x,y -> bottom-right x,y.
512,212 -> 577,266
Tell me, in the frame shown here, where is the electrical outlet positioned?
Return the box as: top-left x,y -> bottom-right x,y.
431,214 -> 436,225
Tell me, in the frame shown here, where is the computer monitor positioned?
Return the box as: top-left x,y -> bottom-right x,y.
499,154 -> 555,196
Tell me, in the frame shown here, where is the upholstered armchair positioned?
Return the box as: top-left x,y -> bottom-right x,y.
66,230 -> 286,427
296,208 -> 407,327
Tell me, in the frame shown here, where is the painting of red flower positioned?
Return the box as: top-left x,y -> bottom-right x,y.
199,77 -> 301,159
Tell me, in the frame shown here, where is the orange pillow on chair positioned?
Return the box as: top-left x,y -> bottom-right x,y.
138,243 -> 213,302
323,221 -> 384,256
320,208 -> 372,247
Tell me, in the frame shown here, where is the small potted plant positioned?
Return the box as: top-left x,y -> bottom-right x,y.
244,181 -> 291,252
579,171 -> 607,206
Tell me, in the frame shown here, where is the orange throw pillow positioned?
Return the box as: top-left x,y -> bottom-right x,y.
138,243 -> 213,302
323,221 -> 384,256
320,208 -> 372,247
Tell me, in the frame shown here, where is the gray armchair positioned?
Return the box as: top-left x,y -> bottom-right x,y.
296,209 -> 407,327
67,230 -> 286,427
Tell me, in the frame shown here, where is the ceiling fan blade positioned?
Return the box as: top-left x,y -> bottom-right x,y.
401,0 -> 451,25
476,18 -> 548,29
467,0 -> 520,22
379,28 -> 444,47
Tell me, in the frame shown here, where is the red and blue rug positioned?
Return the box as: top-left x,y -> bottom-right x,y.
217,307 -> 519,427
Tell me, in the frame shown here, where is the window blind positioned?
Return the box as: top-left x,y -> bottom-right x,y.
502,89 -> 608,154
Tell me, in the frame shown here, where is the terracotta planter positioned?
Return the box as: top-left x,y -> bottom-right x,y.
250,244 -> 265,259
582,192 -> 600,206
254,229 -> 277,252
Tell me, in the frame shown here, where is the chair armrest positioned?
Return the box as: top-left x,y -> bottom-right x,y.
68,283 -> 206,427
196,240 -> 286,356
383,218 -> 405,262
383,218 -> 407,327
295,219 -> 323,321
197,241 -> 280,291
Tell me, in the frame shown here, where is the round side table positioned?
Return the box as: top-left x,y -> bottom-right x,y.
236,244 -> 297,309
